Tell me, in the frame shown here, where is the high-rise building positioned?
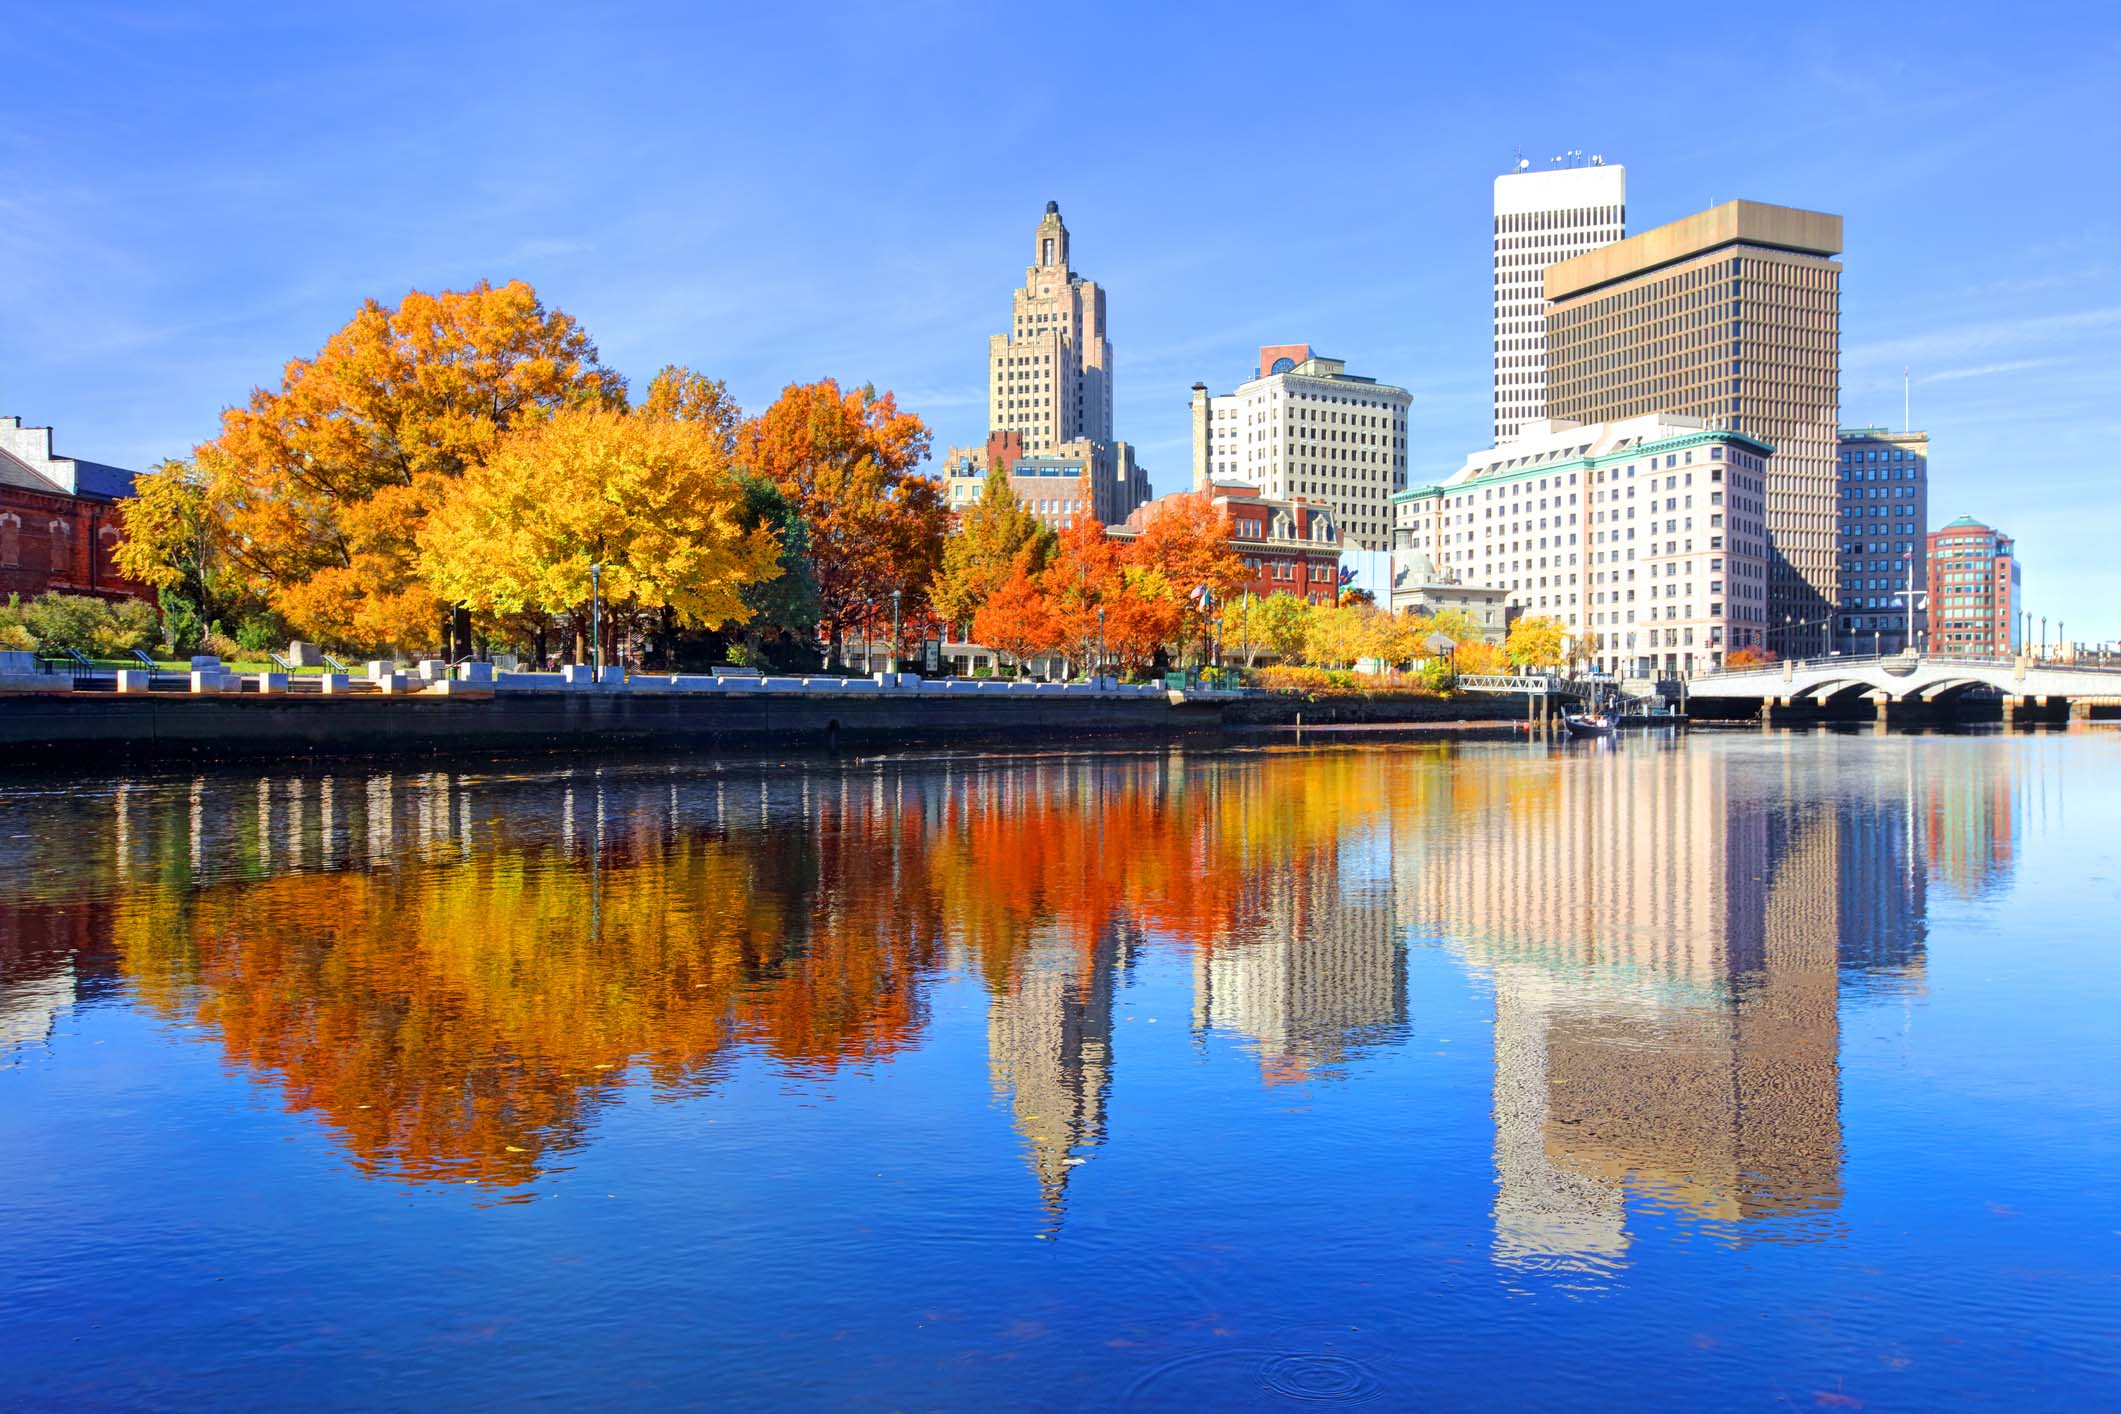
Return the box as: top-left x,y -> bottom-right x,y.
1926,516 -> 2021,658
945,203 -> 1148,526
989,201 -> 1112,452
1492,160 -> 1626,444
1836,427 -> 1930,654
1391,414 -> 1773,677
1189,347 -> 1410,552
1544,201 -> 1844,642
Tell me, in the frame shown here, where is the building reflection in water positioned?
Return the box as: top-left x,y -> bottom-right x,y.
0,739 -> 2020,1270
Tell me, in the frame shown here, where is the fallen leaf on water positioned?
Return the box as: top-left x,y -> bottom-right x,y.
506,1146 -> 528,1153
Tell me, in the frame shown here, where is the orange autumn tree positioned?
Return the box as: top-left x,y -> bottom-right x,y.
1124,491 -> 1246,665
971,555 -> 1060,675
195,280 -> 622,651
737,379 -> 945,669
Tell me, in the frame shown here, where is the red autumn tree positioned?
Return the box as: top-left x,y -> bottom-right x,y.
737,379 -> 945,669
1123,491 -> 1245,665
970,556 -> 1060,676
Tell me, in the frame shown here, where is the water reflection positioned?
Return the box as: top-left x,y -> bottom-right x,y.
0,737 -> 2030,1279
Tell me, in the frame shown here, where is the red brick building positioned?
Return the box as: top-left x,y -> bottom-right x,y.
1,416 -> 145,602
1113,481 -> 1342,605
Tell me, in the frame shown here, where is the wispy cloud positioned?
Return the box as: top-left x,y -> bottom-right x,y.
1847,307 -> 2121,367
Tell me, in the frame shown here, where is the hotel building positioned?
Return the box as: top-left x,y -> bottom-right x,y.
1837,427 -> 1930,654
1926,515 -> 2021,658
1189,346 -> 1410,552
1492,160 -> 1626,444
1543,201 -> 1844,642
1391,414 -> 1772,677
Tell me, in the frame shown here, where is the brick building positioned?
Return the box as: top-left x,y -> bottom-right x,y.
0,416 -> 144,602
1112,482 -> 1342,606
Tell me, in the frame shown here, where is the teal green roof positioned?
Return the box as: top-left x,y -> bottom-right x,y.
1941,515 -> 1989,530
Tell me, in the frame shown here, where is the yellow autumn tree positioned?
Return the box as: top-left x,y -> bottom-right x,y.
418,408 -> 782,651
196,280 -> 622,652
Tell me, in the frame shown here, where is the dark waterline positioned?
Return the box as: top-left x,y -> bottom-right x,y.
2,733 -> 2117,1408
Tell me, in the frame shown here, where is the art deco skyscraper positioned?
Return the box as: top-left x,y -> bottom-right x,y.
1492,160 -> 1626,444
988,201 -> 1113,453
1544,200 -> 1844,637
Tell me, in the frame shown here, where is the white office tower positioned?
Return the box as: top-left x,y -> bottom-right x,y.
1492,159 -> 1625,444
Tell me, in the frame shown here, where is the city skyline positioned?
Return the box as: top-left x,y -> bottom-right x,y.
4,5 -> 2115,635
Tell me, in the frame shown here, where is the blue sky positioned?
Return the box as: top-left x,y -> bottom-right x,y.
6,3 -> 2117,636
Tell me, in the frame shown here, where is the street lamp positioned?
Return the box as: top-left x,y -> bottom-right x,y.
1097,606 -> 1106,688
589,562 -> 603,679
889,589 -> 902,675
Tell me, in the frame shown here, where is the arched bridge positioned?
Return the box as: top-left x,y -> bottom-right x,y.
1687,653 -> 2121,722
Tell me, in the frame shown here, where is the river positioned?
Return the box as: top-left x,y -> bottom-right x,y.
2,732 -> 2115,1408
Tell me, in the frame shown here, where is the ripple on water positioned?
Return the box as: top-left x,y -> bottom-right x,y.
1123,1347 -> 1386,1408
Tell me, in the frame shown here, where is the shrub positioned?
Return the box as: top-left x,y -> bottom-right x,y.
234,612 -> 284,655
12,592 -> 154,657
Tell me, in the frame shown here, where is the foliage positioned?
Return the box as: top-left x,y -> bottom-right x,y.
934,467 -> 1052,634
234,611 -> 286,655
1725,645 -> 1774,669
196,279 -> 623,652
1217,591 -> 1311,668
1122,492 -> 1244,664
1454,639 -> 1510,675
1505,614 -> 1566,669
731,472 -> 820,644
1254,664 -> 1337,695
1424,606 -> 1484,645
1338,587 -> 1376,607
419,408 -> 781,636
157,588 -> 204,656
970,562 -> 1059,673
737,379 -> 944,667
4,592 -> 158,656
635,364 -> 742,453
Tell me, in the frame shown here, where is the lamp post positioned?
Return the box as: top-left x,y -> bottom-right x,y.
1097,606 -> 1106,688
589,562 -> 603,679
889,589 -> 902,675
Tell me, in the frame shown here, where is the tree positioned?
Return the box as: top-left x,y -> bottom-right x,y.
1039,514 -> 1120,672
737,380 -> 945,669
971,560 -> 1059,675
1505,615 -> 1566,669
1725,644 -> 1774,669
635,364 -> 742,453
196,280 -> 622,651
934,466 -> 1052,635
731,472 -> 820,654
1302,603 -> 1370,670
1255,592 -> 1312,665
1426,606 -> 1483,645
418,408 -> 781,657
1454,639 -> 1510,676
1123,492 -> 1244,664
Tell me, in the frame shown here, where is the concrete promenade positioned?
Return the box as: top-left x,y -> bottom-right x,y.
0,674 -> 1534,763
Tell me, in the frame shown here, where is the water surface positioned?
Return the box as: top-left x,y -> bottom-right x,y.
3,733 -> 2116,1408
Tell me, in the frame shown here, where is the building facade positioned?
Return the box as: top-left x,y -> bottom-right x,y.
1837,427 -> 1929,654
1385,556 -> 1510,642
941,430 -> 1147,530
1111,482 -> 1342,606
1544,201 -> 1843,646
1492,159 -> 1625,444
1392,414 -> 1772,677
1926,516 -> 2020,658
0,415 -> 143,603
989,201 -> 1113,454
1189,348 -> 1409,553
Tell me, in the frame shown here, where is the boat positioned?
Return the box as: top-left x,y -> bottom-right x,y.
1562,711 -> 1614,739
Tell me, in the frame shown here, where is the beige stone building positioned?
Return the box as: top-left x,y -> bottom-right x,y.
1392,414 -> 1772,676
1189,346 -> 1410,553
989,201 -> 1113,453
941,429 -> 1147,530
1542,200 -> 1844,640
